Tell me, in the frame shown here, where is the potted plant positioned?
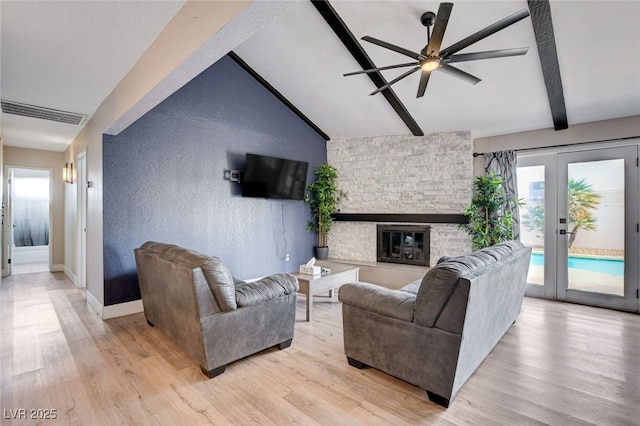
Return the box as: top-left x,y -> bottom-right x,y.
304,162 -> 347,260
459,171 -> 523,250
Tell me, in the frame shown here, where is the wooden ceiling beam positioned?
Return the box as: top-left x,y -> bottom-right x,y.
311,0 -> 424,136
528,0 -> 568,131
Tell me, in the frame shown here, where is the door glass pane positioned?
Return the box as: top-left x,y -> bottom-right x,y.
566,159 -> 624,296
517,165 -> 545,285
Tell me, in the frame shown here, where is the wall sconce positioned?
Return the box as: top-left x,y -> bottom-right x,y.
63,162 -> 74,184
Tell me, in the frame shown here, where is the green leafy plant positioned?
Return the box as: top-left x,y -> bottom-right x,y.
304,163 -> 347,248
460,172 -> 523,250
522,178 -> 601,249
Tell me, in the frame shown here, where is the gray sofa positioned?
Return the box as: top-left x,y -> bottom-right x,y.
339,240 -> 531,407
134,241 -> 298,378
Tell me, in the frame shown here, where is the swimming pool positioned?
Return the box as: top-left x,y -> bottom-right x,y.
530,252 -> 624,276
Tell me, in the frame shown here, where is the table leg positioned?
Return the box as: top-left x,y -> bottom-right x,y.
306,290 -> 312,321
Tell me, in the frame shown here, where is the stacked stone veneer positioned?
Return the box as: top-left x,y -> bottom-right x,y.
327,132 -> 473,266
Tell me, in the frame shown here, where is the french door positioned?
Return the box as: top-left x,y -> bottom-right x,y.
517,145 -> 639,312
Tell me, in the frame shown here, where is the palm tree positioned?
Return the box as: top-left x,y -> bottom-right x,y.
521,178 -> 601,249
567,178 -> 601,248
522,201 -> 545,241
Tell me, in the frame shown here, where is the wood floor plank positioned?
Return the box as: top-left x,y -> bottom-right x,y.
1,271 -> 639,425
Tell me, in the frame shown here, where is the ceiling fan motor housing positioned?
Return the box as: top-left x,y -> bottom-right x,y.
421,11 -> 436,27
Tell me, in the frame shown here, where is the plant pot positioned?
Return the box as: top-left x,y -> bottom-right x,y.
315,246 -> 329,260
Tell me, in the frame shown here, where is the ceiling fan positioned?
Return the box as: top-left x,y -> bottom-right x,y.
344,3 -> 530,98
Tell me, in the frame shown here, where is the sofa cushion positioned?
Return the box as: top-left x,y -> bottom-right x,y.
140,241 -> 177,256
414,241 -> 526,328
415,250 -> 496,328
201,258 -> 238,311
160,246 -> 237,312
235,274 -> 298,307
399,279 -> 422,295
340,282 -> 415,322
414,267 -> 461,327
481,240 -> 524,261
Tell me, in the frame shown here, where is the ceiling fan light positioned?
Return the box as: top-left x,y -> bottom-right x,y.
421,59 -> 440,72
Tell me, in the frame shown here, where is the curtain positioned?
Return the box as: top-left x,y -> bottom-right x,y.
484,150 -> 520,240
13,177 -> 50,247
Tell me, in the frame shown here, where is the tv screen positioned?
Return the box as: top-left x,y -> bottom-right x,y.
242,153 -> 309,200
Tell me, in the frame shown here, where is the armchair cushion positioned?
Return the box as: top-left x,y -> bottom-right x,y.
201,258 -> 237,311
161,246 -> 238,312
339,282 -> 415,322
235,273 -> 298,307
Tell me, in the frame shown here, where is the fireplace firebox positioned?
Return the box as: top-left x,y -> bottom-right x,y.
377,225 -> 430,266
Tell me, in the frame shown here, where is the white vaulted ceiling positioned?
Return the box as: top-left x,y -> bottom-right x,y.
1,1 -> 639,151
1,1 -> 185,151
234,0 -> 640,139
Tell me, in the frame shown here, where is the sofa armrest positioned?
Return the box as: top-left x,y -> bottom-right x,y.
235,273 -> 299,307
338,282 -> 415,322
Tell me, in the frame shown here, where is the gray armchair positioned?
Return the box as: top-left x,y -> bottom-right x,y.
134,241 -> 298,378
339,241 -> 531,407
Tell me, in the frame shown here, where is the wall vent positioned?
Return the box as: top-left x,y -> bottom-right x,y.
1,100 -> 86,125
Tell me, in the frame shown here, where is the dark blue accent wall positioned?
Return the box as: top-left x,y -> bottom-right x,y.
103,55 -> 327,306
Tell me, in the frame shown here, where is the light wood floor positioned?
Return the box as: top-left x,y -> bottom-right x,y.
1,272 -> 639,425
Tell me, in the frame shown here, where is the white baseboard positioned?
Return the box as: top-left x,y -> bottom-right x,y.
86,290 -> 144,319
102,299 -> 144,319
63,265 -> 79,287
52,263 -> 65,272
86,290 -> 103,316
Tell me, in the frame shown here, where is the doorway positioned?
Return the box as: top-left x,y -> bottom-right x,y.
517,145 -> 639,312
8,167 -> 52,275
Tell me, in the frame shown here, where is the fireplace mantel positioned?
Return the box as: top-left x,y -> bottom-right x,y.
333,213 -> 467,224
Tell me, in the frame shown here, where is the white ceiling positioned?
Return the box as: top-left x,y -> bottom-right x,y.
0,0 -> 185,151
1,1 -> 639,152
235,0 -> 640,139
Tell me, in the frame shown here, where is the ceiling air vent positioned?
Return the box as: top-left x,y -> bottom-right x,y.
1,100 -> 86,125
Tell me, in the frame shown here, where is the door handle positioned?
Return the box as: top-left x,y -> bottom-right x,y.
559,230 -> 575,235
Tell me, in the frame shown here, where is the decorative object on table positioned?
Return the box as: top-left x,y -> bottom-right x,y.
459,171 -> 524,250
304,162 -> 347,260
299,257 -> 321,276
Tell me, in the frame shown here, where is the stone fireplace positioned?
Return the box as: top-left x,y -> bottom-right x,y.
377,224 -> 430,266
327,132 -> 474,265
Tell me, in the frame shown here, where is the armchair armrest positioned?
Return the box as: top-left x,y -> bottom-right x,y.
235,273 -> 299,307
338,282 -> 415,322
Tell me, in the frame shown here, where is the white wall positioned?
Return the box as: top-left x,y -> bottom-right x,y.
473,115 -> 640,175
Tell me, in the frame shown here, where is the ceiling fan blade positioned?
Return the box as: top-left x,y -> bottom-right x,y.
439,8 -> 530,58
416,71 -> 432,98
343,62 -> 419,77
422,2 -> 453,57
362,36 -> 426,60
446,47 -> 529,63
438,63 -> 481,85
369,66 -> 421,95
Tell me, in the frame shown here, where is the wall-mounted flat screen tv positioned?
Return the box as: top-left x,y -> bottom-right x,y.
242,153 -> 309,200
